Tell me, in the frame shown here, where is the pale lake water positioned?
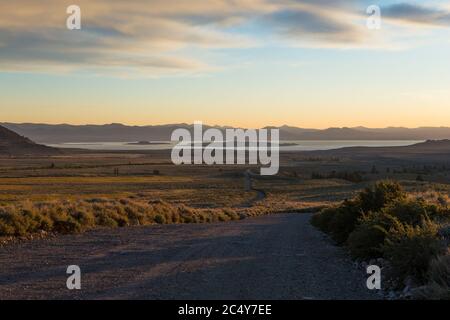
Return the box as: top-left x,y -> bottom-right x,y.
47,140 -> 423,151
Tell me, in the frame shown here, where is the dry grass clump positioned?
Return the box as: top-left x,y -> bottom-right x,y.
0,195 -> 304,238
414,253 -> 450,300
0,199 -> 219,236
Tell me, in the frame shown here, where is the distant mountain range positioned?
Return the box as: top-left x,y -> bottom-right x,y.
2,123 -> 450,143
0,125 -> 59,155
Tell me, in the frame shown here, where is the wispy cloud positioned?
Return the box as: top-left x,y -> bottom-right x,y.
0,0 -> 449,76
382,3 -> 450,27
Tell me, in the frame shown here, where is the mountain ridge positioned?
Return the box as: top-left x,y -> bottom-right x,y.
2,123 -> 450,143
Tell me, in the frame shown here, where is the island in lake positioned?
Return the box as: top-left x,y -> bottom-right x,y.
127,141 -> 171,145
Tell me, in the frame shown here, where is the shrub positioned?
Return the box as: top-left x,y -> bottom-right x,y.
0,196 -> 270,238
437,195 -> 448,208
223,208 -> 239,220
383,219 -> 445,284
438,224 -> 450,243
154,214 -> 166,224
53,218 -> 82,234
327,199 -> 363,244
168,212 -> 181,224
33,212 -> 53,232
0,211 -> 16,236
347,212 -> 398,260
415,254 -> 450,300
71,210 -> 96,229
383,199 -> 431,226
95,213 -> 118,228
217,213 -> 228,222
358,180 -> 405,213
0,209 -> 37,236
311,181 -> 405,245
311,180 -> 448,294
435,207 -> 450,223
124,206 -> 146,225
310,207 -> 336,233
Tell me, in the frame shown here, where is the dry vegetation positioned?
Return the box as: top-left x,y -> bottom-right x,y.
311,181 -> 450,299
0,197 -> 273,237
0,153 -> 311,240
1,151 -> 450,240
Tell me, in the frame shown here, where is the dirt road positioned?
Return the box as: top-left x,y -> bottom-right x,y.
0,214 -> 379,300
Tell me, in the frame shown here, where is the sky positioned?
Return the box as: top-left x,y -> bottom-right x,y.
1,0 -> 450,128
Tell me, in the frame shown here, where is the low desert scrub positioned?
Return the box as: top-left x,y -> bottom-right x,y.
320,199 -> 362,244
358,180 -> 405,213
311,181 -> 405,244
383,218 -> 445,285
384,199 -> 437,225
0,198 -> 270,238
0,194 -> 305,238
311,180 -> 449,298
415,253 -> 450,300
347,212 -> 398,260
310,206 -> 336,233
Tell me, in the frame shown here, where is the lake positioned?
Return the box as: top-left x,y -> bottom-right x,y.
47,140 -> 423,151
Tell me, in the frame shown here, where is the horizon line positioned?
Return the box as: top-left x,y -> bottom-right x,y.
2,122 -> 450,131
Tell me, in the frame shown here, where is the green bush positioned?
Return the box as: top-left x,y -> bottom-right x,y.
310,180 -> 448,294
327,200 -> 363,244
383,199 -> 434,226
347,212 -> 398,260
311,181 -> 405,245
383,219 -> 445,284
358,180 -> 405,213
310,207 -> 336,233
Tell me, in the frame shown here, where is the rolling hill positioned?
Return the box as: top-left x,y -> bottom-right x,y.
304,139 -> 450,163
0,125 -> 59,156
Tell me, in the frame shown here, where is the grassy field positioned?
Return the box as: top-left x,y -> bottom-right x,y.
0,149 -> 449,239
1,150 -> 449,206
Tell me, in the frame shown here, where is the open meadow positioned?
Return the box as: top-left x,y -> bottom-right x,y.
1,148 -> 449,238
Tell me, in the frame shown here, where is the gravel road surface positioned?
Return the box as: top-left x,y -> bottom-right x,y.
0,213 -> 379,300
